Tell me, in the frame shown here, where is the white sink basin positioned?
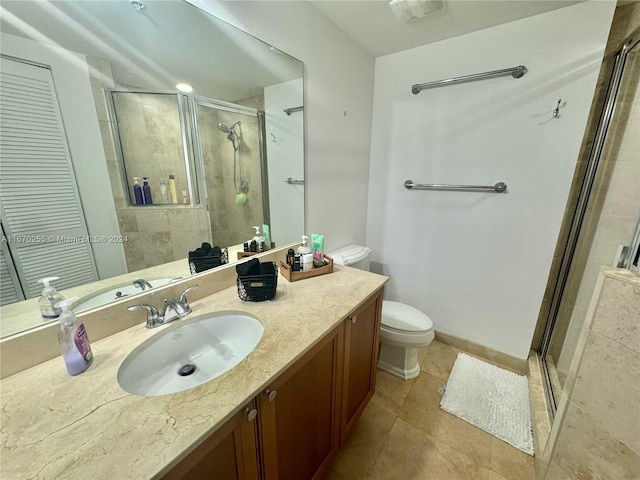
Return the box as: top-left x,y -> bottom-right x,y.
117,312 -> 264,396
73,278 -> 180,312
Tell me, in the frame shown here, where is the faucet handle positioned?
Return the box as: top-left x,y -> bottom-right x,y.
179,285 -> 198,305
127,304 -> 162,328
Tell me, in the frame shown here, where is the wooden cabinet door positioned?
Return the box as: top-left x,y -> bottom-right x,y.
341,291 -> 382,441
259,325 -> 343,480
162,400 -> 260,480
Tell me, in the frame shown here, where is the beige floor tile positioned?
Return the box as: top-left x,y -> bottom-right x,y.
330,401 -> 396,479
397,372 -> 493,466
371,369 -> 415,415
421,340 -> 464,380
321,467 -> 356,480
369,418 -> 491,480
488,470 -> 511,480
490,437 -> 535,480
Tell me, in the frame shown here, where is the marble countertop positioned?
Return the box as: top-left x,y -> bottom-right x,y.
0,265 -> 387,479
0,244 -> 246,339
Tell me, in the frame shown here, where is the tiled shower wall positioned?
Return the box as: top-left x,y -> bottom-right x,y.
198,94 -> 266,248
539,268 -> 640,479
533,3 -> 640,380
88,60 -> 209,272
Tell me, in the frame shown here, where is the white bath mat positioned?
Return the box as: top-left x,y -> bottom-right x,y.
439,352 -> 534,455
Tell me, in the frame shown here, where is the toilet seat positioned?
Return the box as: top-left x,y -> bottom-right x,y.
381,300 -> 434,347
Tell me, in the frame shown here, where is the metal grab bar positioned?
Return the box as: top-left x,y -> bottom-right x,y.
283,106 -> 303,115
404,180 -> 507,193
285,177 -> 304,185
411,65 -> 527,94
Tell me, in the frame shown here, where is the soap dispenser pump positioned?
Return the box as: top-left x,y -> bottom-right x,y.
37,277 -> 65,320
252,226 -> 265,252
297,235 -> 312,255
56,297 -> 93,376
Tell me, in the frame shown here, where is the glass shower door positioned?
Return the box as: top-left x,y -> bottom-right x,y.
541,34 -> 640,408
194,100 -> 269,248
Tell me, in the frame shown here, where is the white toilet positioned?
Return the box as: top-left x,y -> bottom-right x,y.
327,244 -> 434,380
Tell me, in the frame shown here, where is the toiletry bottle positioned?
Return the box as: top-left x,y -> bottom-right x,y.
313,251 -> 325,268
298,235 -> 312,255
160,178 -> 168,204
302,253 -> 314,271
262,224 -> 271,251
55,298 -> 93,376
182,190 -> 189,204
286,248 -> 295,267
37,277 -> 65,320
142,177 -> 153,204
168,174 -> 178,203
252,226 -> 265,253
133,177 -> 144,205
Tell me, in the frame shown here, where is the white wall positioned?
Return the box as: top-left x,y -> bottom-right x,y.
1,33 -> 127,279
189,0 -> 375,252
264,79 -> 305,247
366,1 -> 616,359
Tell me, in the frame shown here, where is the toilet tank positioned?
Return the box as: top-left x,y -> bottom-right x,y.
327,244 -> 372,271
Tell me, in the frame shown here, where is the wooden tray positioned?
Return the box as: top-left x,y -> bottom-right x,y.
279,255 -> 333,282
237,242 -> 276,260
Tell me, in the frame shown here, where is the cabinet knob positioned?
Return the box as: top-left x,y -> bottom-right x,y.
265,389 -> 277,402
246,408 -> 258,422
351,315 -> 357,324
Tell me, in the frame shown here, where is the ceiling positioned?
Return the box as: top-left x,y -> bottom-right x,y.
310,0 -> 584,58
0,0 -> 598,99
0,0 -> 303,102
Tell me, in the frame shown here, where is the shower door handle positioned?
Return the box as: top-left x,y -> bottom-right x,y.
285,177 -> 304,185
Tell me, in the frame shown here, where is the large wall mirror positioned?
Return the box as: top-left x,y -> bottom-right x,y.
0,0 -> 305,338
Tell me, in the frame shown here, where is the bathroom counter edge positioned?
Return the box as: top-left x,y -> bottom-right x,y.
0,265 -> 388,480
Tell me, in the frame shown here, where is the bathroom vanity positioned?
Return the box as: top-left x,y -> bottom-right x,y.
0,264 -> 387,479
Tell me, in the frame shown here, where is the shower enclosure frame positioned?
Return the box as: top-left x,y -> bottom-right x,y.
105,88 -> 270,233
105,88 -> 199,207
539,27 -> 640,414
188,96 -> 271,228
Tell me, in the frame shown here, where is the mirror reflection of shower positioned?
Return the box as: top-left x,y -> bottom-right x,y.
217,121 -> 249,203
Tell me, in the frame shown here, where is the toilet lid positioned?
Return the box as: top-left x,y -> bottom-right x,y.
382,300 -> 433,333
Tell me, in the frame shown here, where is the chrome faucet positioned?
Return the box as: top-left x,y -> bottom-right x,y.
128,285 -> 198,328
132,279 -> 153,290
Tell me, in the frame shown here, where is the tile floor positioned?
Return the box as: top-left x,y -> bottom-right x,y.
323,341 -> 536,480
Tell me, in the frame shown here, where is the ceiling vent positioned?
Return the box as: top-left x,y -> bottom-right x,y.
389,0 -> 445,22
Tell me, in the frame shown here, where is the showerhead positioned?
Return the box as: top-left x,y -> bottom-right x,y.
217,121 -> 241,134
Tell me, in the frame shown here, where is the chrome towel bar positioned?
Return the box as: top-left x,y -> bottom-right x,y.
283,106 -> 303,115
285,177 -> 304,185
411,65 -> 527,94
404,180 -> 507,193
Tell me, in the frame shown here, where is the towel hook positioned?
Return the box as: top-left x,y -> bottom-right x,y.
553,99 -> 562,118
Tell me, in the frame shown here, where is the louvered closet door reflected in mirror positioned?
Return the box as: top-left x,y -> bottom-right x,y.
0,56 -> 98,303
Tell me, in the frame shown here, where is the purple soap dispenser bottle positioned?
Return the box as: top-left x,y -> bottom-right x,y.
142,176 -> 153,204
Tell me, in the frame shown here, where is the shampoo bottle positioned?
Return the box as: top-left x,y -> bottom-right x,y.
133,177 -> 144,205
168,174 -> 178,203
56,298 -> 93,376
142,177 -> 153,204
37,277 -> 65,320
160,178 -> 168,204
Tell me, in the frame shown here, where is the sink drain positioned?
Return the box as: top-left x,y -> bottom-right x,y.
178,364 -> 196,376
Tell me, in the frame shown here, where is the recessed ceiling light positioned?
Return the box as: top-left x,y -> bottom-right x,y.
176,83 -> 193,93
